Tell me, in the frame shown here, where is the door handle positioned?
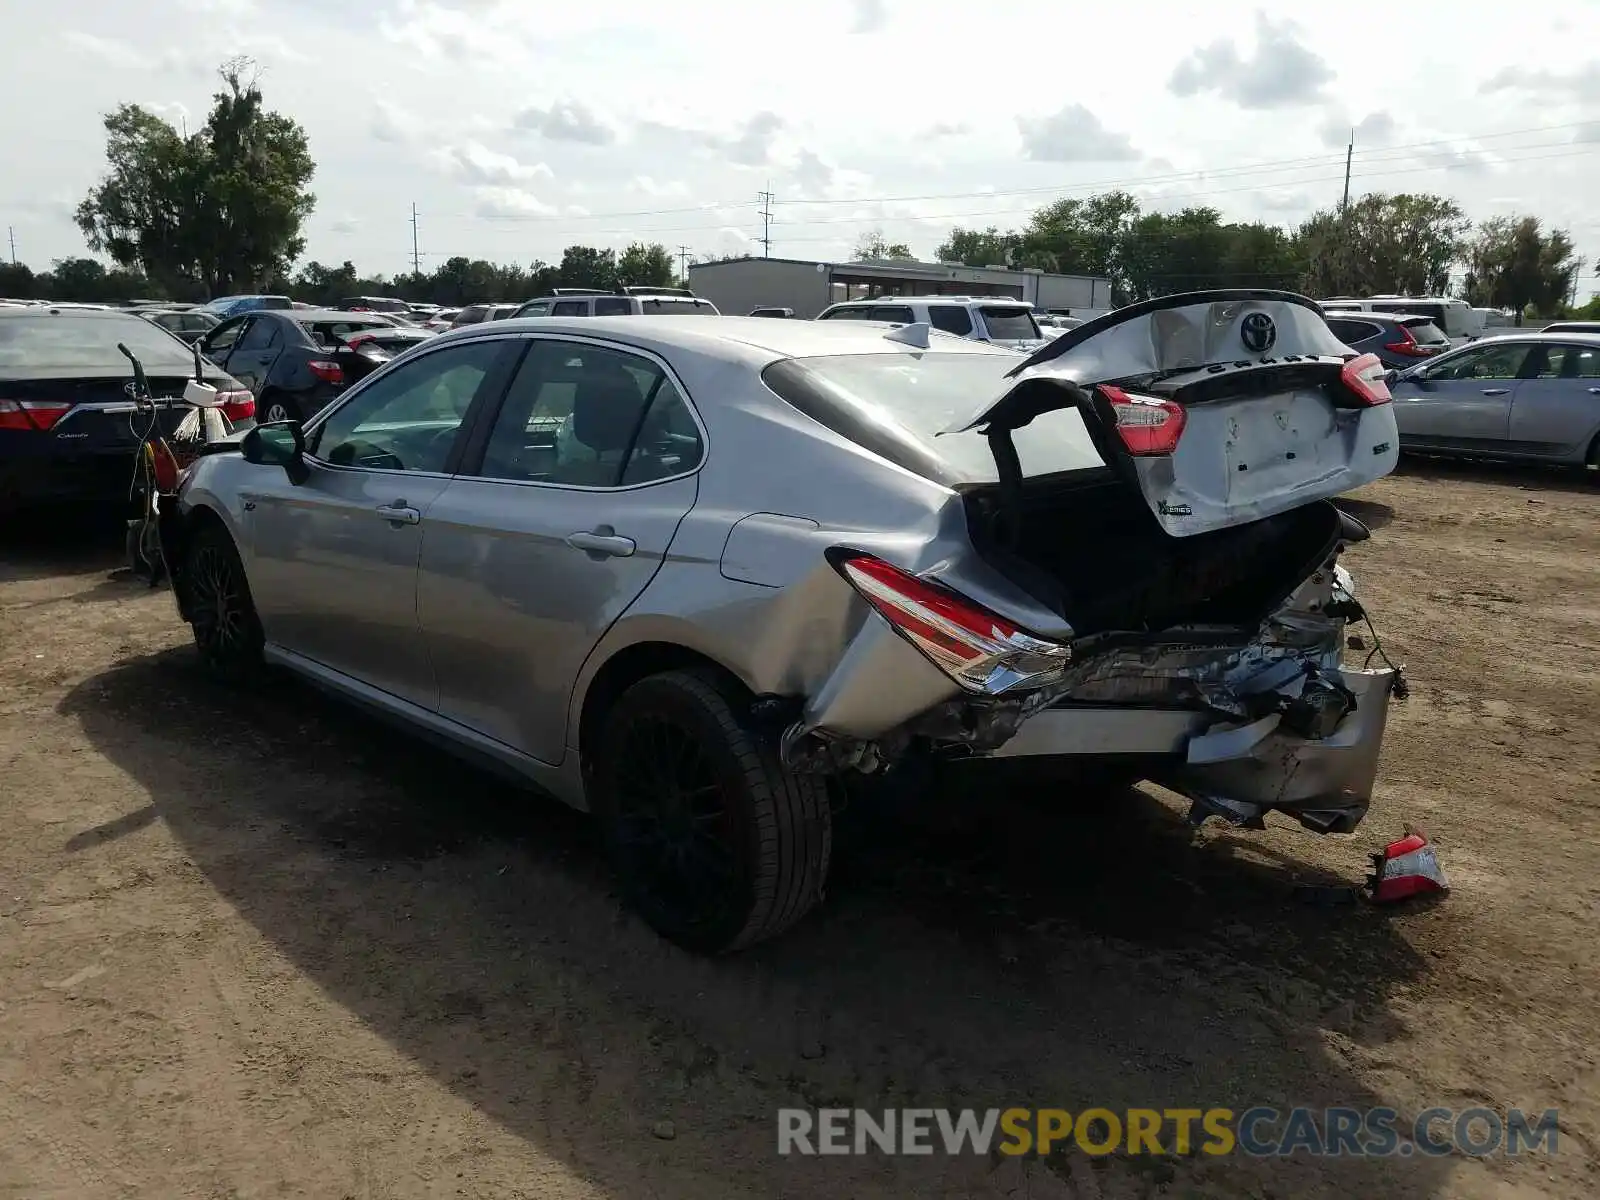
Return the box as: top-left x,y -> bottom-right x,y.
376,502 -> 421,525
1589,387 -> 1600,395
1481,387 -> 1510,395
565,528 -> 636,558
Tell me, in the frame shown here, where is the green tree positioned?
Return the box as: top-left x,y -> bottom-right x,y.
1461,216 -> 1581,317
851,230 -> 913,260
616,242 -> 676,287
45,257 -> 109,302
76,58 -> 316,297
557,245 -> 618,290
0,261 -> 37,298
934,226 -> 1020,267
1297,193 -> 1469,298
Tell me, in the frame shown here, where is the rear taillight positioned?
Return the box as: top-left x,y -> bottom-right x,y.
828,549 -> 1072,695
0,399 -> 72,431
216,389 -> 255,422
307,360 -> 345,385
1096,384 -> 1186,456
1340,352 -> 1392,407
1382,326 -> 1432,358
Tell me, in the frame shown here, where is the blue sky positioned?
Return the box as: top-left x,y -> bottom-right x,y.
2,0 -> 1597,294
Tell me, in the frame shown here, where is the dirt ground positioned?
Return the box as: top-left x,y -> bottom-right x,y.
1,458 -> 1598,1199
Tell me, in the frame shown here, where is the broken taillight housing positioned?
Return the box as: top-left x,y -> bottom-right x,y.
1340,352 -> 1392,406
827,549 -> 1072,695
1096,384 -> 1186,456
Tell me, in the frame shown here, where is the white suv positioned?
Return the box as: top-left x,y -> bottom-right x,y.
815,295 -> 1050,351
513,287 -> 720,318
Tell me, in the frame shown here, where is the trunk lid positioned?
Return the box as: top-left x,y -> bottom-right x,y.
0,375 -> 212,451
943,290 -> 1401,537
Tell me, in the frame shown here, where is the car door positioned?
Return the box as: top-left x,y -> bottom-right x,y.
416,337 -> 704,763
198,315 -> 248,371
225,314 -> 285,395
1506,343 -> 1600,461
244,337 -> 515,710
1392,341 -> 1531,448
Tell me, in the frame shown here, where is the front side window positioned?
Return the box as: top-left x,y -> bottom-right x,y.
306,340 -> 502,473
517,301 -> 552,317
820,307 -> 872,321
475,341 -> 703,487
203,317 -> 247,358
1420,343 -> 1531,381
978,306 -> 1041,340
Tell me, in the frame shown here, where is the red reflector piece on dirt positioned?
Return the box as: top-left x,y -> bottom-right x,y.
1367,829 -> 1449,904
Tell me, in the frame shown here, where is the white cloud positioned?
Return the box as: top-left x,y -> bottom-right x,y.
329,216 -> 360,234
431,143 -> 553,187
632,176 -> 690,198
473,187 -> 558,218
1318,110 -> 1398,150
850,0 -> 887,33
1017,105 -> 1140,163
1169,15 -> 1335,109
511,100 -> 617,145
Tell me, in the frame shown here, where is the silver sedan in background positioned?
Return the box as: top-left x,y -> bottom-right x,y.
157,294 -> 1403,952
1388,332 -> 1600,471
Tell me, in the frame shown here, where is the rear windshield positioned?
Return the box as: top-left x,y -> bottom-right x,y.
761,352 -> 1101,487
639,297 -> 717,315
0,312 -> 197,375
979,306 -> 1040,340
1401,318 -> 1449,346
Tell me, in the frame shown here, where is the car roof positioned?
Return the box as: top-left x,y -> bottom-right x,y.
0,304 -> 144,320
242,307 -> 393,323
429,314 -> 1017,364
827,296 -> 1031,307
1330,311 -> 1435,323
1448,331 -> 1600,346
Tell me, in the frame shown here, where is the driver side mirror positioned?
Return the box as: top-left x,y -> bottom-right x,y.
1382,368 -> 1400,388
240,420 -> 309,485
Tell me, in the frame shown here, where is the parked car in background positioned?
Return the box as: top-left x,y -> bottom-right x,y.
1321,296 -> 1481,343
817,295 -> 1050,352
1324,311 -> 1451,369
408,302 -> 443,319
137,308 -> 221,345
1034,314 -> 1083,333
1541,320 -> 1600,335
1,305 -> 252,518
197,309 -> 419,424
200,295 -> 295,319
338,296 -> 413,315
450,303 -> 520,327
423,308 -> 462,332
157,292 -> 1400,951
512,287 -> 720,319
1388,332 -> 1600,471
749,306 -> 795,318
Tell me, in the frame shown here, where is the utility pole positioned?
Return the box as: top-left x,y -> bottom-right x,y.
1340,128 -> 1354,211
678,244 -> 691,284
410,203 -> 421,275
6,226 -> 15,265
757,188 -> 774,258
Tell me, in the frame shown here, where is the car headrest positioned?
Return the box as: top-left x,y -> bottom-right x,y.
571,372 -> 643,454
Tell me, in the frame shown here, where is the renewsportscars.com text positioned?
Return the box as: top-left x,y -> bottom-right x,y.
776,1107 -> 1559,1158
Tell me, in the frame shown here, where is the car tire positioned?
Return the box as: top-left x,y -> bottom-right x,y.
182,522 -> 264,682
258,392 -> 299,424
1587,434 -> 1600,481
590,669 -> 832,953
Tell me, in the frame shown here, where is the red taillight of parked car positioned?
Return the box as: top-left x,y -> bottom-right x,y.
216,389 -> 255,422
1381,325 -> 1436,358
1096,384 -> 1187,456
827,549 -> 1072,695
307,359 -> 345,385
1340,352 -> 1393,407
0,399 -> 72,431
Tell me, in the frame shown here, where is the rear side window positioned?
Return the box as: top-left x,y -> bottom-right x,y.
552,300 -> 588,316
638,297 -> 717,315
1401,319 -> 1448,346
593,297 -> 632,316
256,297 -> 293,310
978,306 -> 1039,340
928,305 -> 974,336
1326,318 -> 1376,342
867,305 -> 914,323
235,318 -> 281,352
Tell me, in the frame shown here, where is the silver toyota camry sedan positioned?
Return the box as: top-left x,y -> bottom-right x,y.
158,291 -> 1405,952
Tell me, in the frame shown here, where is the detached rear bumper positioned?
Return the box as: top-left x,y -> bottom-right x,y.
992,667 -> 1396,834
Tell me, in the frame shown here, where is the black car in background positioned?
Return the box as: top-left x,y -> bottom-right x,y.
1324,311 -> 1452,369
137,308 -> 221,345
197,309 -> 430,424
0,305 -> 252,517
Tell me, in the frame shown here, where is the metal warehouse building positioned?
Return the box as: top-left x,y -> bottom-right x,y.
687,256 -> 1113,320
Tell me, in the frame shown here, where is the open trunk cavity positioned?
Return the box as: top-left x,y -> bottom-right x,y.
962,476 -> 1346,637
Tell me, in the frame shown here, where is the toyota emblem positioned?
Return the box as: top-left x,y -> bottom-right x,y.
1240,312 -> 1277,353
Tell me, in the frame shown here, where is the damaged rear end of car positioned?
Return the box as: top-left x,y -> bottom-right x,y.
774,290 -> 1405,835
